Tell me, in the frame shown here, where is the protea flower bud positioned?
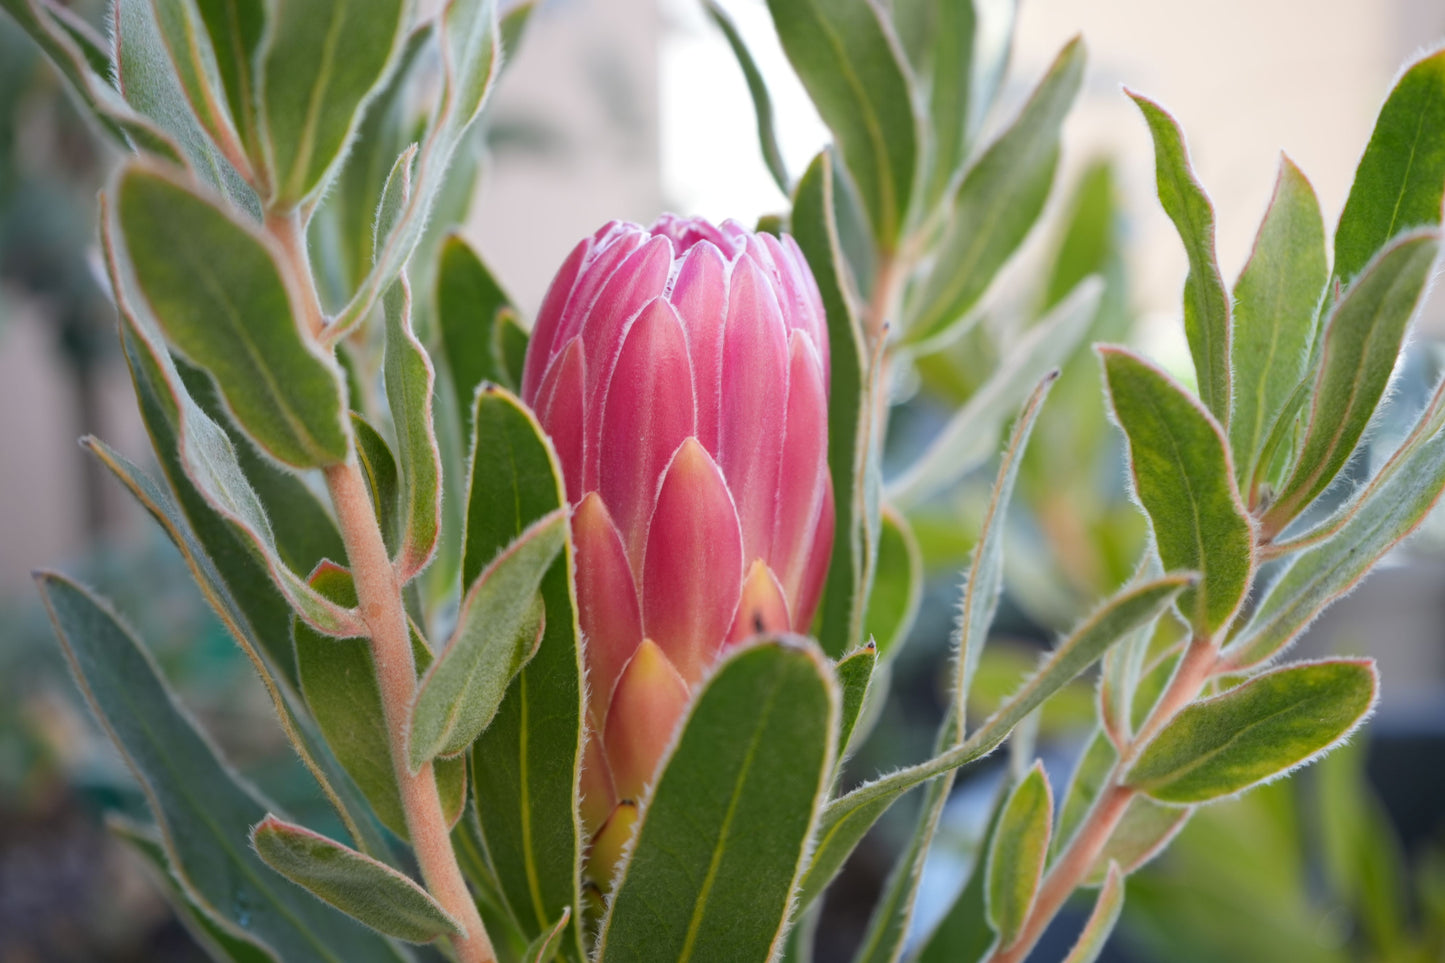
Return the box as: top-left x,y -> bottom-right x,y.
521,215 -> 834,884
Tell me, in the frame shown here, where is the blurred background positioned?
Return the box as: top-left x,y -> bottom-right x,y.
2,1 -> 1444,960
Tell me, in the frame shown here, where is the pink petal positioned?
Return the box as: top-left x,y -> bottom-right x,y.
780,234 -> 830,387
794,479 -> 835,633
553,228 -> 648,351
602,639 -> 690,801
572,492 -> 643,720
771,331 -> 829,612
719,256 -> 789,564
580,235 -> 676,434
642,438 -> 744,683
726,560 -> 792,648
534,339 -> 586,502
597,298 -> 697,567
669,240 -> 729,454
523,234 -> 591,402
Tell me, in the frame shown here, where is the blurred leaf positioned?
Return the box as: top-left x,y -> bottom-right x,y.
409,513 -> 561,768
597,640 -> 837,962
917,0 -> 976,212
835,641 -> 876,755
36,574 -> 407,961
1227,379 -> 1445,669
891,278 -> 1097,508
1127,659 -> 1378,804
494,309 -> 529,390
295,562 -> 465,840
706,0 -> 789,194
522,907 -> 572,963
1101,347 -> 1253,634
1229,158 -> 1327,493
383,279 -> 443,579
1264,230 -> 1439,529
116,163 -> 349,467
1128,92 -> 1232,424
793,152 -> 870,659
436,233 -> 516,436
797,575 -> 1188,909
253,816 -> 460,943
765,0 -> 917,249
465,389 -> 586,957
911,776 -> 1010,963
863,506 -> 923,656
986,761 -> 1052,946
352,413 -> 401,556
258,0 -> 406,205
1061,862 -> 1123,963
111,816 -> 278,963
1333,49 -> 1445,287
905,37 -> 1084,346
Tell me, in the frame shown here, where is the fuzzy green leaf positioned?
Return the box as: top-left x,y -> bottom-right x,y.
1228,381 -> 1445,669
863,506 -> 923,657
906,38 -> 1084,346
409,513 -> 562,768
1127,659 -> 1378,803
35,575 -> 406,962
913,0 -> 976,212
116,163 -> 349,467
253,817 -> 459,943
765,0 -> 917,249
150,0 -> 245,164
1265,231 -> 1440,527
1101,347 -> 1253,634
596,640 -> 838,963
436,234 -> 516,436
705,0 -> 789,195
522,908 -> 572,963
911,776 -> 1009,963
258,0 -> 406,205
1061,862 -> 1124,963
793,153 -> 871,659
383,279 -> 443,578
835,641 -> 877,755
352,413 -> 401,556
796,575 -> 1189,909
1128,92 -> 1232,424
192,0 -> 265,162
1229,157 -> 1328,491
1334,50 -> 1445,286
986,761 -> 1052,946
464,388 -> 585,957
295,562 -> 465,840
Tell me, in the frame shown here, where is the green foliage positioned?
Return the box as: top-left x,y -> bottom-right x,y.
986,761 -> 1052,947
862,506 -> 923,656
1061,863 -> 1124,963
834,641 -> 877,755
596,640 -> 837,963
383,279 -> 443,578
435,234 -> 516,434
252,816 -> 461,943
1127,660 -> 1378,803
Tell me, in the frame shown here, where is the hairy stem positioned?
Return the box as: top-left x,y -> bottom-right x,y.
267,208 -> 493,963
326,461 -> 494,963
988,636 -> 1218,963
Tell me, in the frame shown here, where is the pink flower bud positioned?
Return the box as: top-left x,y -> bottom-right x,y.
522,215 -> 834,880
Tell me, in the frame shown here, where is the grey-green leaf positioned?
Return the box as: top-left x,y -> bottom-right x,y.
1128,91 -> 1232,424
409,512 -> 564,769
863,506 -> 923,657
795,575 -> 1189,910
383,279 -> 443,578
596,640 -> 838,963
436,233 -> 516,437
705,0 -> 789,195
1127,658 -> 1378,804
765,0 -> 918,249
521,907 -> 571,963
193,0 -> 265,163
835,641 -> 877,755
352,413 -> 401,556
1061,862 -> 1124,963
1229,157 -> 1328,492
1227,380 -> 1445,669
253,816 -> 460,943
1334,49 -> 1445,287
1101,346 -> 1253,634
150,0 -> 247,167
905,37 -> 1084,346
115,163 -> 349,467
35,574 -> 406,962
986,760 -> 1052,946
792,152 -> 870,659
1264,230 -> 1440,529
258,0 -> 406,205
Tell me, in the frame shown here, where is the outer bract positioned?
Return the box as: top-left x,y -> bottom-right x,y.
521,215 -> 834,884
